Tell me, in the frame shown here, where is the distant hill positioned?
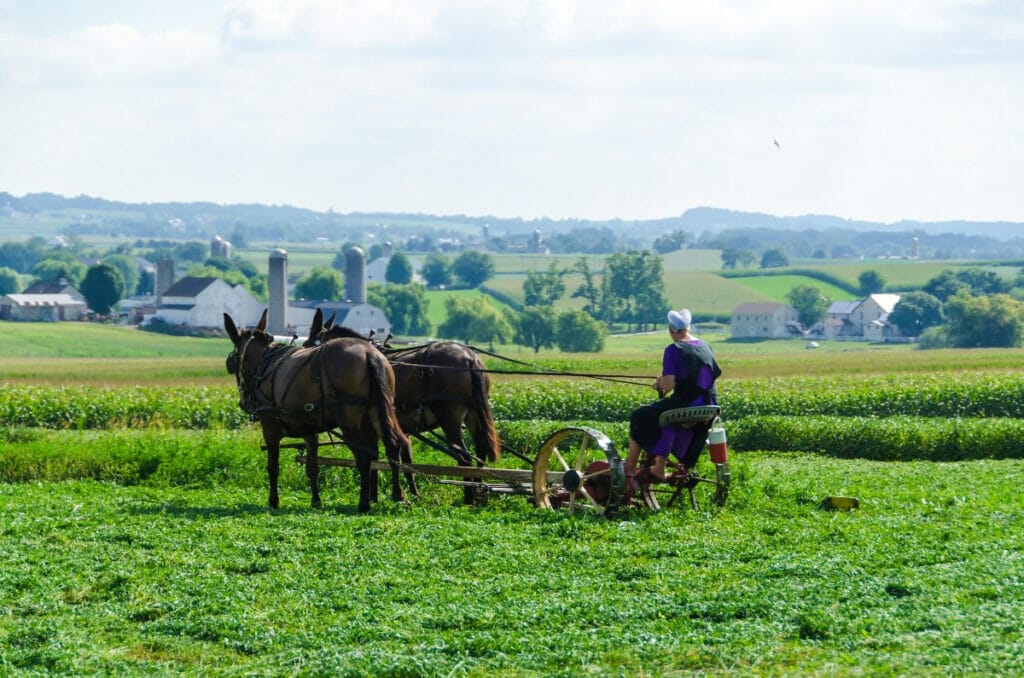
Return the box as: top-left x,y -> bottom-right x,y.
2,191 -> 1021,259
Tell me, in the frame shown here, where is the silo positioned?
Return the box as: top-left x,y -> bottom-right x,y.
268,248 -> 288,335
156,258 -> 175,305
344,246 -> 366,303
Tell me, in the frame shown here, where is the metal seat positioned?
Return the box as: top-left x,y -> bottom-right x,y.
657,405 -> 720,428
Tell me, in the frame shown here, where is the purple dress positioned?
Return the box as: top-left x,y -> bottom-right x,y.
629,338 -> 721,467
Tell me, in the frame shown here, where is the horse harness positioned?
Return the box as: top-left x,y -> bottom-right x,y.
233,336 -> 372,428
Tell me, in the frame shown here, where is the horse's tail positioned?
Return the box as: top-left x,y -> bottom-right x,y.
467,358 -> 500,462
366,349 -> 410,457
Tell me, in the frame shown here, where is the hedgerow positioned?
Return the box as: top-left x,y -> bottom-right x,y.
4,372 -> 1024,429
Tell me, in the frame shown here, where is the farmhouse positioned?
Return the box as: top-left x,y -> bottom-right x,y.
145,276 -> 263,329
820,300 -> 861,338
855,293 -> 902,340
730,302 -> 802,338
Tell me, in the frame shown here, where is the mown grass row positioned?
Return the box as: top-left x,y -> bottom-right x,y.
5,372 -> 1024,430
5,412 -> 1024,487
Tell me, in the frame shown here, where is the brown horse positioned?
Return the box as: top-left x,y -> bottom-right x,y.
224,310 -> 416,513
306,309 -> 499,504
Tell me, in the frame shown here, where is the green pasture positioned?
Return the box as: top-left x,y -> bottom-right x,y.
1,453 -> 1022,676
728,275 -> 853,304
3,321 -> 1024,675
3,320 -> 1023,385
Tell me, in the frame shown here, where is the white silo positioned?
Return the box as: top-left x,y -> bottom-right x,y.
268,248 -> 288,334
344,246 -> 366,303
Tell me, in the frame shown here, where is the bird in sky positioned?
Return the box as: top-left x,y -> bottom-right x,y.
773,138 -> 780,149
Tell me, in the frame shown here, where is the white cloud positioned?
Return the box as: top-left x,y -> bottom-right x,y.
0,0 -> 1022,221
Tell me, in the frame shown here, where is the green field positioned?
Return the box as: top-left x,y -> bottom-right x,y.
728,274 -> 853,304
3,324 -> 1023,675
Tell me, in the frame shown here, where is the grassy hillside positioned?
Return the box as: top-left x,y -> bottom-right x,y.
729,274 -> 853,304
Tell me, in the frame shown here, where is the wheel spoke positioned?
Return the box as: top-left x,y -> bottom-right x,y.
551,445 -> 570,471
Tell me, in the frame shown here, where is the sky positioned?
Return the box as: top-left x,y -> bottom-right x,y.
1,1 -> 1022,224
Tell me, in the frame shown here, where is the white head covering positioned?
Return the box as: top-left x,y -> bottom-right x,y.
667,308 -> 692,331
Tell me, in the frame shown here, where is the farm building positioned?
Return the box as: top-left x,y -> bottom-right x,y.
820,300 -> 861,338
288,300 -> 391,339
144,276 -> 263,329
0,293 -> 88,321
22,277 -> 85,302
852,294 -> 902,339
730,302 -> 802,338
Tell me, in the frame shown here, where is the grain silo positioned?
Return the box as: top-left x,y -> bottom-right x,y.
344,246 -> 366,303
268,248 -> 288,335
155,257 -> 175,305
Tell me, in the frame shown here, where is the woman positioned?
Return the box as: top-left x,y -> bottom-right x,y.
624,308 -> 722,484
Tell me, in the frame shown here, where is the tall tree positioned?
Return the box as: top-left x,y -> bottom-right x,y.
522,262 -> 565,306
858,270 -> 886,295
652,230 -> 688,254
80,263 -> 125,315
101,253 -> 140,297
437,295 -> 512,349
451,251 -> 495,288
385,252 -> 414,285
944,292 -> 1024,348
888,291 -> 944,337
786,284 -> 830,332
571,257 -> 601,317
294,267 -> 344,301
32,257 -> 86,286
420,252 -> 452,288
380,283 -> 431,336
0,266 -> 19,295
605,250 -> 666,330
510,305 -> 557,353
555,310 -> 606,352
761,248 -> 789,268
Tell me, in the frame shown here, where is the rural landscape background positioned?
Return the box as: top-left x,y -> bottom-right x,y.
4,1 -> 1024,674
2,191 -> 1024,676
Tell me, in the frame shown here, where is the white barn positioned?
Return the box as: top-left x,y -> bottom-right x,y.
145,276 -> 263,329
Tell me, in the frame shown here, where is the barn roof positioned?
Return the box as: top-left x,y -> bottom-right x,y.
161,276 -> 219,298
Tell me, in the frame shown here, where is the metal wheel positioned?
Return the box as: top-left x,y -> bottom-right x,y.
532,426 -> 625,515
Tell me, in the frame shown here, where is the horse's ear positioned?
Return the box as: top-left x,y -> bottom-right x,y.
308,309 -> 324,344
325,311 -> 336,329
255,309 -> 268,333
224,313 -> 240,344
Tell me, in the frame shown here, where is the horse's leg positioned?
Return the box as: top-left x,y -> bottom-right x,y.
346,431 -> 374,513
304,434 -> 321,509
400,432 -> 418,500
262,425 -> 281,510
440,417 -> 475,505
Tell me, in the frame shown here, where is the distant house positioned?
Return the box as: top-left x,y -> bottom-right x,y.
0,293 -> 88,321
730,302 -> 802,338
855,293 -> 902,340
144,276 -> 263,329
821,300 -> 861,338
289,300 -> 391,339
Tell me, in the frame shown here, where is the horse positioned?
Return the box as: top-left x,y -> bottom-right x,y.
224,309 -> 417,513
306,308 -> 500,504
